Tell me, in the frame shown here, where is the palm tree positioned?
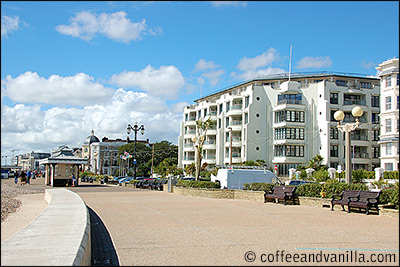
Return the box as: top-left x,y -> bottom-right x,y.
192,117 -> 216,181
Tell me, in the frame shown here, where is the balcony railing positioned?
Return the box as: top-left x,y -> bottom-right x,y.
343,117 -> 367,123
204,156 -> 216,160
209,111 -> 217,116
226,152 -> 242,158
184,144 -> 194,147
351,135 -> 368,141
231,120 -> 242,125
188,117 -> 196,121
343,100 -> 366,105
226,137 -> 241,142
204,140 -> 216,145
185,130 -> 196,135
231,105 -> 242,110
277,99 -> 302,105
183,157 -> 194,161
354,152 -> 369,159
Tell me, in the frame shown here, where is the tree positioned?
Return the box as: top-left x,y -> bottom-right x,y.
185,163 -> 196,177
192,117 -> 216,181
306,154 -> 327,171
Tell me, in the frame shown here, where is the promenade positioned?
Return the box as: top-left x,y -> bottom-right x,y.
2,179 -> 399,266
70,184 -> 399,266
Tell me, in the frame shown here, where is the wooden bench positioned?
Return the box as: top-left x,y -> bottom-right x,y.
348,191 -> 381,215
331,190 -> 360,212
264,186 -> 296,205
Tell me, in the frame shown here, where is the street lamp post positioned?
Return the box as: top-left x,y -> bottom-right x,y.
334,106 -> 364,184
127,122 -> 145,180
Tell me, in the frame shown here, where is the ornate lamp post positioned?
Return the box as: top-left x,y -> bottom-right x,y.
334,106 -> 364,183
127,122 -> 145,180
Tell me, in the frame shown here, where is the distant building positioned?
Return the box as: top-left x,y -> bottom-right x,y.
15,151 -> 51,171
178,72 -> 381,176
81,130 -> 149,176
376,58 -> 399,171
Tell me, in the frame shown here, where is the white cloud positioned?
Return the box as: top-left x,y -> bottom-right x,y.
1,15 -> 21,38
2,72 -> 114,106
55,11 -> 159,43
237,47 -> 279,71
109,65 -> 185,99
195,59 -> 220,71
232,47 -> 284,80
1,88 -> 183,155
361,60 -> 376,69
202,69 -> 225,86
295,56 -> 332,69
211,1 -> 247,7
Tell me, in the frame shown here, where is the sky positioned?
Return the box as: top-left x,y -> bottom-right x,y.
1,1 -> 399,162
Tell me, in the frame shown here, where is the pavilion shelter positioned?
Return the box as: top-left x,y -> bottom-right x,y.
39,145 -> 87,187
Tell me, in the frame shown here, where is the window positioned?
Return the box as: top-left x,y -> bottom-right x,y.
330,93 -> 338,104
336,80 -> 348,87
373,130 -> 380,141
263,82 -> 275,88
226,117 -> 229,127
386,119 -> 392,133
244,113 -> 248,124
372,147 -> 380,158
277,94 -> 302,104
226,102 -> 230,112
219,104 -> 223,114
372,113 -> 380,124
204,109 -> 207,117
218,119 -> 221,129
185,114 -> 188,121
274,145 -> 304,157
386,75 -> 391,87
385,96 -> 392,110
330,145 -> 339,157
385,163 -> 394,171
397,74 -> 399,86
274,128 -> 305,140
330,110 -> 338,121
371,95 -> 379,107
314,80 -> 323,83
386,143 -> 392,155
360,82 -> 372,89
245,96 -> 250,108
275,110 -> 305,123
330,127 -> 339,139
198,110 -> 201,119
397,96 -> 399,110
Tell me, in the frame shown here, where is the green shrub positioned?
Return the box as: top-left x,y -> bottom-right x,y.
300,170 -> 307,179
384,171 -> 399,180
351,169 -> 368,183
311,169 -> 330,183
176,180 -> 220,188
379,187 -> 399,209
243,183 -> 275,193
295,183 -> 323,198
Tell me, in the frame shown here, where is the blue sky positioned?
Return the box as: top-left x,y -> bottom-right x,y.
1,1 -> 399,160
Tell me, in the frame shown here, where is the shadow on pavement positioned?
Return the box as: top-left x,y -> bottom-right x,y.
88,207 -> 120,266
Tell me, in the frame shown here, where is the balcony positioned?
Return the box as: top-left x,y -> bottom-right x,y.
277,99 -> 302,105
227,105 -> 243,115
183,156 -> 194,161
343,99 -> 366,106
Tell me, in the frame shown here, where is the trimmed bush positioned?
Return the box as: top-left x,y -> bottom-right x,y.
380,187 -> 399,209
176,180 -> 220,189
311,169 -> 330,183
384,171 -> 399,180
295,183 -> 323,198
243,183 -> 275,193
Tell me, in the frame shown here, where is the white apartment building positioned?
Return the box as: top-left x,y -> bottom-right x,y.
178,72 -> 381,176
376,58 -> 399,171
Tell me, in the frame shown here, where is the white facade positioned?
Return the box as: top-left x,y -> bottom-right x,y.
178,73 -> 381,176
376,58 -> 399,171
90,141 -> 126,175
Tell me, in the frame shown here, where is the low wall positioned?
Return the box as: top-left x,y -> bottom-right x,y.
1,188 -> 91,266
173,187 -> 265,202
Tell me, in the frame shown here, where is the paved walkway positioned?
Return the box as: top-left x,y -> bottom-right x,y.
69,184 -> 399,266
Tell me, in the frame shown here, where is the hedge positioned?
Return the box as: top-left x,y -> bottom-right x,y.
384,171 -> 399,180
176,180 -> 220,188
379,187 -> 399,209
243,183 -> 275,193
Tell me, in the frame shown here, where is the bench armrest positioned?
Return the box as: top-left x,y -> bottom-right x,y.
366,198 -> 379,204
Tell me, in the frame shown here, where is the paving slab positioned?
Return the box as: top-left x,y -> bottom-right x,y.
70,185 -> 399,266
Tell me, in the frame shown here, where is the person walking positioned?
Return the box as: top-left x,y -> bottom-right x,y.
71,173 -> 76,187
26,170 -> 32,185
20,171 -> 27,186
14,171 -> 19,184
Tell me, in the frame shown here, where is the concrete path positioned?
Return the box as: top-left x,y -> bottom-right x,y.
70,185 -> 399,266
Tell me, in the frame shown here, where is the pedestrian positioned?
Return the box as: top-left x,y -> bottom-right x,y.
26,170 -> 32,185
14,171 -> 19,184
71,173 -> 76,187
20,171 -> 27,186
